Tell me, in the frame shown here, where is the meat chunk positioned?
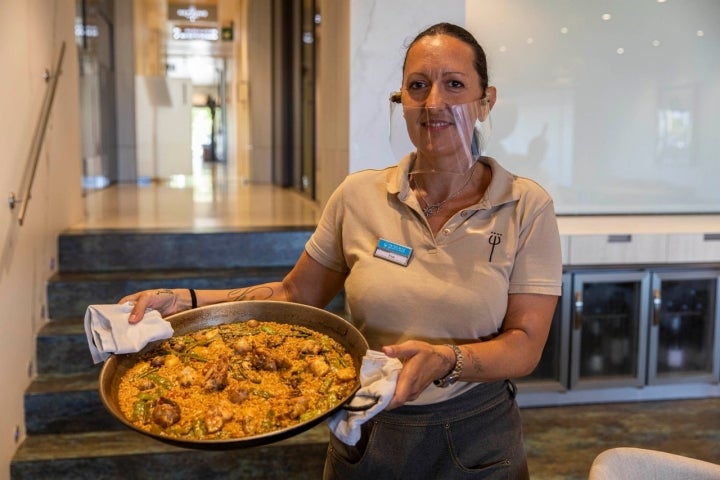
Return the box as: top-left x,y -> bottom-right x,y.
177,366 -> 197,387
309,358 -> 330,377
136,378 -> 155,391
152,397 -> 181,428
204,403 -> 234,434
252,347 -> 278,371
286,396 -> 309,419
227,387 -> 249,404
300,339 -> 322,355
231,338 -> 252,354
202,355 -> 230,391
335,366 -> 356,382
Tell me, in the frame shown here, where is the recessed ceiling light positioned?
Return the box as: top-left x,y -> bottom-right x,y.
602,13 -> 612,21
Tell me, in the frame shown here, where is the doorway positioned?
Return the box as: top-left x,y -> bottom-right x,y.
167,54 -> 228,176
76,0 -> 117,190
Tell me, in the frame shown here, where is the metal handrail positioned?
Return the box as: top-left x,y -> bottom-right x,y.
8,41 -> 66,226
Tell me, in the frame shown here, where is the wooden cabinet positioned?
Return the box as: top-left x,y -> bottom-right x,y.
666,233 -> 720,263
568,234 -> 667,264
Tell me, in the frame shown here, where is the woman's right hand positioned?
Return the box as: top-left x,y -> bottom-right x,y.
119,288 -> 186,324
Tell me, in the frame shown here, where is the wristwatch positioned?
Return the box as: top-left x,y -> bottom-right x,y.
433,344 -> 463,388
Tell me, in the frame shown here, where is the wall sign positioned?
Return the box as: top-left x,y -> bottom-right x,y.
169,4 -> 218,23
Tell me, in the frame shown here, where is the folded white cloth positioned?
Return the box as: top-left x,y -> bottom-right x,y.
327,349 -> 403,446
84,302 -> 173,364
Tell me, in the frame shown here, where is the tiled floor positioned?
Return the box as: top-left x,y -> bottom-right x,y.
73,166 -> 720,479
73,165 -> 321,232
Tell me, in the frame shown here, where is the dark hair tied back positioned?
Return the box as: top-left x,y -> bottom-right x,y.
403,22 -> 489,91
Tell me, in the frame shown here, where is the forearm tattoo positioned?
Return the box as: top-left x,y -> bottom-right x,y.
227,286 -> 275,301
465,349 -> 485,375
433,349 -> 453,369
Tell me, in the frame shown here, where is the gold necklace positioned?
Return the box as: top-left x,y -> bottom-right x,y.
413,163 -> 478,218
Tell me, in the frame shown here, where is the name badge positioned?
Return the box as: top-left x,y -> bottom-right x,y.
374,238 -> 413,267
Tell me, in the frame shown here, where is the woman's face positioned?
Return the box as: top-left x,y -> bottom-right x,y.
402,34 -> 493,162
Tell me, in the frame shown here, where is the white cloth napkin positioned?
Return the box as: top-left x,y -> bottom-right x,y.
328,349 -> 403,446
84,302 -> 173,364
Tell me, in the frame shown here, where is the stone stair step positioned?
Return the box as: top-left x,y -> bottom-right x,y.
11,427 -> 328,479
58,227 -> 313,272
36,318 -> 97,375
46,267 -> 295,319
24,372 -> 120,435
14,226 -> 342,477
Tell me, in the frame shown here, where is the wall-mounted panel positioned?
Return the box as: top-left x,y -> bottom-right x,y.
468,0 -> 720,215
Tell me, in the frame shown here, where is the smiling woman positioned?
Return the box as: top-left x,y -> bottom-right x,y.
400,32 -> 495,178
120,22 -> 563,480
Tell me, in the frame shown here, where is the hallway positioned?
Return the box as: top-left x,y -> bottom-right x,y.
68,170 -> 720,479
73,165 -> 322,232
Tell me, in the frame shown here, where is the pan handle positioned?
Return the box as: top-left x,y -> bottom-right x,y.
342,394 -> 380,412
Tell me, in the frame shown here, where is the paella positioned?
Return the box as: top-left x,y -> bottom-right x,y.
117,318 -> 357,441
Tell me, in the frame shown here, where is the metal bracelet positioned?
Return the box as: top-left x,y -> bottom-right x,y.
433,344 -> 463,388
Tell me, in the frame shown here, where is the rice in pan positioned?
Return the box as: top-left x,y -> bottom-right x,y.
117,319 -> 357,440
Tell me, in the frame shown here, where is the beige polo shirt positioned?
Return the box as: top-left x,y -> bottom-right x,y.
306,154 -> 562,404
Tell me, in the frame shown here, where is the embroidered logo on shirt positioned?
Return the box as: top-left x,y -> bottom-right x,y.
374,238 -> 413,267
488,232 -> 502,262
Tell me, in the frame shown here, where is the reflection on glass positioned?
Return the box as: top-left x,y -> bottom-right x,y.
579,282 -> 640,379
527,303 -> 562,382
468,0 -> 720,214
656,279 -> 716,376
657,87 -> 694,166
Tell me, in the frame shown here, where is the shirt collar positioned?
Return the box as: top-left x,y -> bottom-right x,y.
387,154 -> 520,208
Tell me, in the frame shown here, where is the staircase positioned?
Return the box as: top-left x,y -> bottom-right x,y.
10,227 -> 340,479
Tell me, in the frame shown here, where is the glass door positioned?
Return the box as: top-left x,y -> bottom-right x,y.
519,273 -> 571,391
648,270 -> 719,384
76,0 -> 116,189
570,271 -> 650,389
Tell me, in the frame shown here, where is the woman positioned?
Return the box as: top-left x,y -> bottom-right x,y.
122,22 -> 562,479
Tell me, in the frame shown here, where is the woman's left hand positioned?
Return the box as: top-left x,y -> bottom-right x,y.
382,341 -> 455,410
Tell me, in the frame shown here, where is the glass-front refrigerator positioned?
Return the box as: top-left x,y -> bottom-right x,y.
648,270 -> 719,384
570,271 -> 650,389
520,274 -> 571,391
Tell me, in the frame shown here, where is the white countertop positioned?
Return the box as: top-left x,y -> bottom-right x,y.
557,215 -> 720,236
